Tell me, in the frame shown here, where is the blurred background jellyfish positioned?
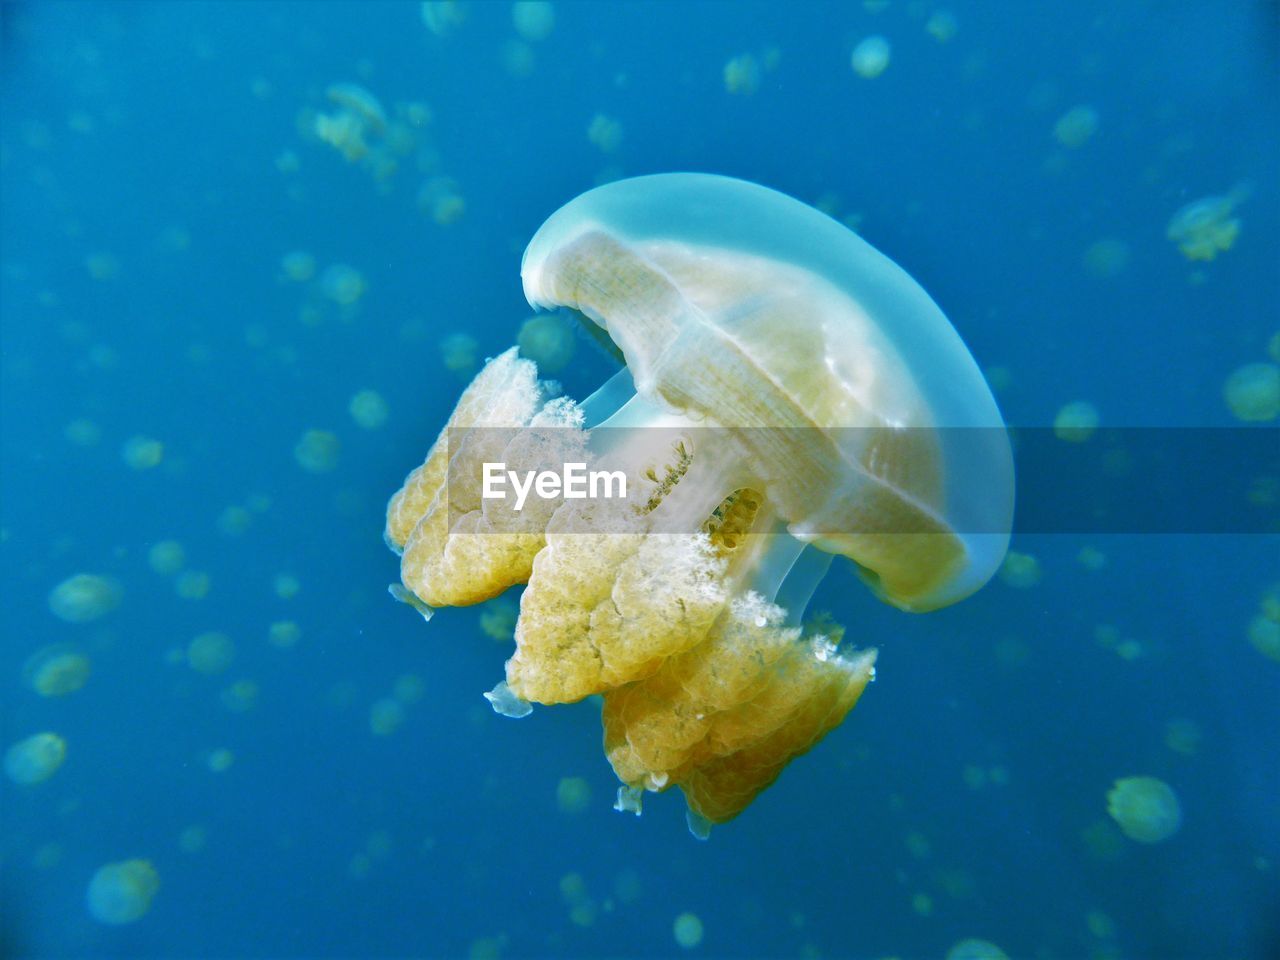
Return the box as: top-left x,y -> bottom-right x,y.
86,859 -> 161,924
4,732 -> 67,785
516,312 -> 577,375
1106,776 -> 1182,843
48,573 -> 122,623
1166,184 -> 1250,261
386,174 -> 1012,832
23,643 -> 91,697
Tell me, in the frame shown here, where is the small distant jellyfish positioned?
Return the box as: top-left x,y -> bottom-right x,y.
217,505 -> 253,537
512,1 -> 554,41
178,825 -> 207,854
673,912 -> 704,949
370,697 -> 407,735
945,940 -> 1010,960
1106,776 -> 1181,843
556,776 -> 592,814
517,313 -> 577,374
421,0 -> 467,36
49,573 -> 122,623
999,551 -> 1041,589
320,264 -> 366,306
1082,238 -> 1130,278
85,252 -> 120,281
440,332 -> 480,374
64,418 -> 101,446
925,10 -> 959,43
268,620 -> 301,649
274,573 -> 301,599
850,35 -> 891,79
4,732 -> 67,785
186,632 -> 235,675
1166,185 -> 1248,261
479,597 -> 518,641
281,250 -> 316,282
1248,614 -> 1280,663
220,679 -> 259,713
723,53 -> 761,95
148,540 -> 185,576
502,39 -> 536,78
206,748 -> 234,773
1053,105 -> 1099,148
121,435 -> 163,470
393,673 -> 426,704
1054,401 -> 1100,442
1164,718 -> 1203,756
1269,332 -> 1280,364
86,860 -> 160,925
349,389 -> 390,429
175,570 -> 211,600
294,429 -> 341,473
587,113 -> 623,153
314,83 -> 387,164
1223,363 -> 1280,422
23,644 -> 91,697
418,176 -> 466,225
1076,545 -> 1107,571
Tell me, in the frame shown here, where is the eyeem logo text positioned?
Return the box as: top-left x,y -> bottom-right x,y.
482,462 -> 628,511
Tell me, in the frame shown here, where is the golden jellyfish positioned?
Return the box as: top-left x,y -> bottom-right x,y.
1053,400 -> 1100,442
1166,184 -> 1249,262
517,313 -> 577,374
850,35 -> 891,79
4,732 -> 67,785
121,435 -> 163,470
23,643 -> 91,697
186,631 -> 235,675
147,540 -> 185,576
1052,105 -> 1099,148
586,113 -> 623,153
385,174 -> 1013,832
48,573 -> 122,623
724,54 -> 762,95
1107,776 -> 1181,843
349,389 -> 390,429
86,859 -> 160,924
512,1 -> 554,41
294,429 -> 341,473
945,940 -> 1009,960
421,0 -> 467,36
314,83 -> 386,164
1223,362 -> 1280,422
673,912 -> 704,949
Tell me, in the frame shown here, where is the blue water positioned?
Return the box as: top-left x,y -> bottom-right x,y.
2,2 -> 1278,957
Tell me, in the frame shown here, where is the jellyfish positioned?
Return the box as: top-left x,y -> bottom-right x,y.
1106,776 -> 1181,843
4,732 -> 67,785
1166,184 -> 1249,261
386,174 -> 1013,830
850,35 -> 891,78
86,859 -> 160,924
23,643 -> 91,697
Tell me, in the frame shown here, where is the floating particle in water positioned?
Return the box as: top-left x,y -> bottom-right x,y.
1223,363 -> 1279,422
49,573 -> 121,623
349,389 -> 390,430
1053,400 -> 1100,443
294,429 -> 341,473
23,644 -> 91,697
1106,776 -> 1181,843
86,859 -> 160,925
850,35 -> 891,79
673,912 -> 704,949
4,732 -> 67,785
1053,105 -> 1099,148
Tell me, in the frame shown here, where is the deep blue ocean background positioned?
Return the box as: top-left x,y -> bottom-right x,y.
2,2 -> 1278,957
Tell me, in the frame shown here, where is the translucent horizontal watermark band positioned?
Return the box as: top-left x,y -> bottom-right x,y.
441,427 -> 1279,535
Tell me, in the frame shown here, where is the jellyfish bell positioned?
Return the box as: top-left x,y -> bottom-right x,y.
521,173 -> 1013,611
388,174 -> 1012,828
